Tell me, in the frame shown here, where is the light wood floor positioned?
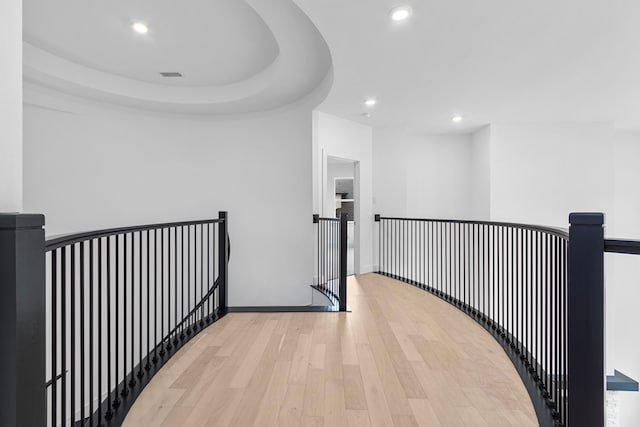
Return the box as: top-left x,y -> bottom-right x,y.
123,273 -> 538,427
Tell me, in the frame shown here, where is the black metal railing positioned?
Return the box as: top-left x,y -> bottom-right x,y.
313,213 -> 347,311
376,215 -> 568,426
45,211 -> 229,427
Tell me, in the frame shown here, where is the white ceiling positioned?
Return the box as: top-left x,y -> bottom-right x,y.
295,0 -> 640,133
23,0 -> 640,130
24,0 -> 280,87
23,0 -> 332,114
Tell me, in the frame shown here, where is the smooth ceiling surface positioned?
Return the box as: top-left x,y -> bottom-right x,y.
23,0 -> 333,114
294,0 -> 640,133
24,0 -> 279,87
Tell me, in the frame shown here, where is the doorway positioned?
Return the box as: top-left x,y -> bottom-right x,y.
325,156 -> 358,276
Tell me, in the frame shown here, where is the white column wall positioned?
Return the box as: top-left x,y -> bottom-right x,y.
24,84 -> 314,307
0,0 -> 22,212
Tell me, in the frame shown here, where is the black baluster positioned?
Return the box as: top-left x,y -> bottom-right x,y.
394,220 -> 397,279
530,231 -> 542,381
212,224 -> 216,319
181,226 -> 185,340
205,224 -> 209,322
457,223 -> 461,306
519,229 -> 524,357
98,239 -> 103,422
129,233 -> 136,388
483,225 -> 487,320
528,230 -> 533,367
471,224 -> 475,313
447,223 -> 451,299
61,246 -> 66,426
421,221 -> 425,289
106,237 -> 113,419
545,233 -> 551,397
71,244 -> 76,426
114,235 -> 121,407
520,230 -> 532,365
139,231 -> 144,378
146,230 -> 151,371
51,250 -> 58,427
89,242 -> 95,424
123,233 -> 128,396
160,228 -> 165,357
80,242 -> 85,424
188,226 -> 192,336
153,229 -> 158,363
510,228 -> 515,347
501,227 -> 506,337
492,226 -> 496,328
174,227 -> 178,347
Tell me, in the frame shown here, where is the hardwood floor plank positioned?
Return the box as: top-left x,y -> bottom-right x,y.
229,318 -> 278,389
347,410 -> 372,427
343,364 -> 368,410
303,368 -> 326,417
252,360 -> 292,426
324,379 -> 348,427
278,384 -> 306,426
408,398 -> 442,427
356,343 -> 396,427
289,333 -> 313,385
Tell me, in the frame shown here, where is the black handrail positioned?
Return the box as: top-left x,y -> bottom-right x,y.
44,212 -> 230,427
377,215 -> 568,239
605,238 -> 640,255
45,218 -> 221,251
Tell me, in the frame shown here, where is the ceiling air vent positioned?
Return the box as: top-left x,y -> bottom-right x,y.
159,72 -> 183,77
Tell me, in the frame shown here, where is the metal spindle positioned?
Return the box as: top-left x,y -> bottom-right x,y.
61,247 -> 66,426
161,228 -> 165,356
70,244 -> 76,426
106,237 -> 112,419
80,242 -> 85,424
51,250 -> 58,427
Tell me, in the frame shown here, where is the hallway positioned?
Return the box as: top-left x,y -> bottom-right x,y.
123,274 -> 537,426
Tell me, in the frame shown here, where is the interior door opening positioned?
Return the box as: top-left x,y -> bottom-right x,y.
325,156 -> 358,276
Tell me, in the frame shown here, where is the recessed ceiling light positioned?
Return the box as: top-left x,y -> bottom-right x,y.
132,22 -> 149,34
451,115 -> 463,123
390,6 -> 413,22
364,98 -> 377,107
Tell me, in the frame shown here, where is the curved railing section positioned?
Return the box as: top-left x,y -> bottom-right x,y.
313,214 -> 348,311
376,215 -> 568,427
45,211 -> 229,427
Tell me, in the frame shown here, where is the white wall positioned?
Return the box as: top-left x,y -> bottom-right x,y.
314,111 -> 374,273
373,128 -> 473,219
0,0 -> 22,212
24,84 -> 314,306
489,123 -> 614,228
607,131 -> 640,426
471,125 -> 491,220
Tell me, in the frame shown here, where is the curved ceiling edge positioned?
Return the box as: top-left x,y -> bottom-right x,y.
22,0 -> 333,114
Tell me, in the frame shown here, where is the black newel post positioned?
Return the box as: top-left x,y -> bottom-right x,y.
0,214 -> 46,426
339,212 -> 348,311
218,211 -> 228,314
568,212 -> 605,427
